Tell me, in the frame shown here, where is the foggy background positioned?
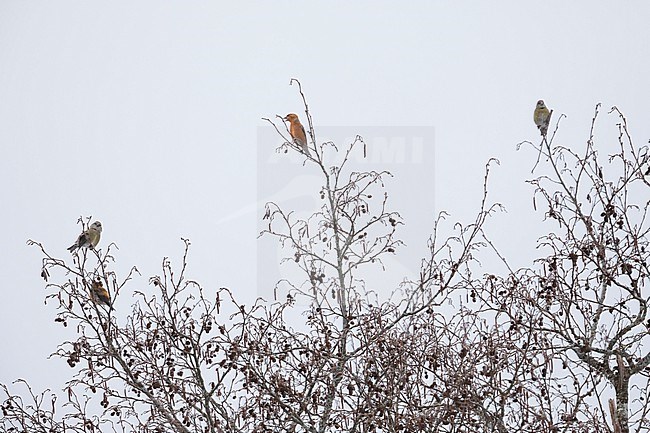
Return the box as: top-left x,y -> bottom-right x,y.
1,1 -> 649,397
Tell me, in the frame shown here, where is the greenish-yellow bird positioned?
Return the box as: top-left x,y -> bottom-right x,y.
68,221 -> 102,253
534,100 -> 551,137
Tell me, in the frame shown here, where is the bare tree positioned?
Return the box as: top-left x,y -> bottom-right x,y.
477,104 -> 650,432
2,236 -> 249,432
2,85 -> 648,433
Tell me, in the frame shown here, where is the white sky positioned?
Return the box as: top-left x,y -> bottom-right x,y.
1,1 -> 649,395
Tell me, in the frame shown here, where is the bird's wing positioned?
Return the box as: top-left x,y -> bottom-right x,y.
78,232 -> 89,246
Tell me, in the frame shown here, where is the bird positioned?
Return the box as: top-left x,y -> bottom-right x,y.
67,221 -> 102,253
534,100 -> 552,137
283,113 -> 310,156
90,279 -> 114,310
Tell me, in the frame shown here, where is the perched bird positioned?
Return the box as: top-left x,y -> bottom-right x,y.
68,221 -> 102,253
90,279 -> 114,310
534,100 -> 552,137
283,113 -> 310,156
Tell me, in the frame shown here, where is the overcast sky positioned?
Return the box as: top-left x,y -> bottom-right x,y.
1,1 -> 649,395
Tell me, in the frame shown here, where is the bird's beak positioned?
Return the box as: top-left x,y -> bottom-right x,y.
282,116 -> 289,121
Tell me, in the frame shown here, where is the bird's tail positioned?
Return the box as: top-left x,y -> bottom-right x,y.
297,139 -> 311,156
541,110 -> 553,137
67,244 -> 77,253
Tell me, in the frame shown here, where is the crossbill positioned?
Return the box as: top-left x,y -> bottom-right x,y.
283,113 -> 310,156
90,279 -> 114,310
534,100 -> 552,137
68,221 -> 102,253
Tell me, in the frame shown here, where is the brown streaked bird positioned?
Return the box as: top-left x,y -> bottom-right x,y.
68,221 -> 102,253
90,279 -> 114,310
283,113 -> 310,156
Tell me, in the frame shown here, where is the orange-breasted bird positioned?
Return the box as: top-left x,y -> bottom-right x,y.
283,113 -> 310,156
90,279 -> 114,310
